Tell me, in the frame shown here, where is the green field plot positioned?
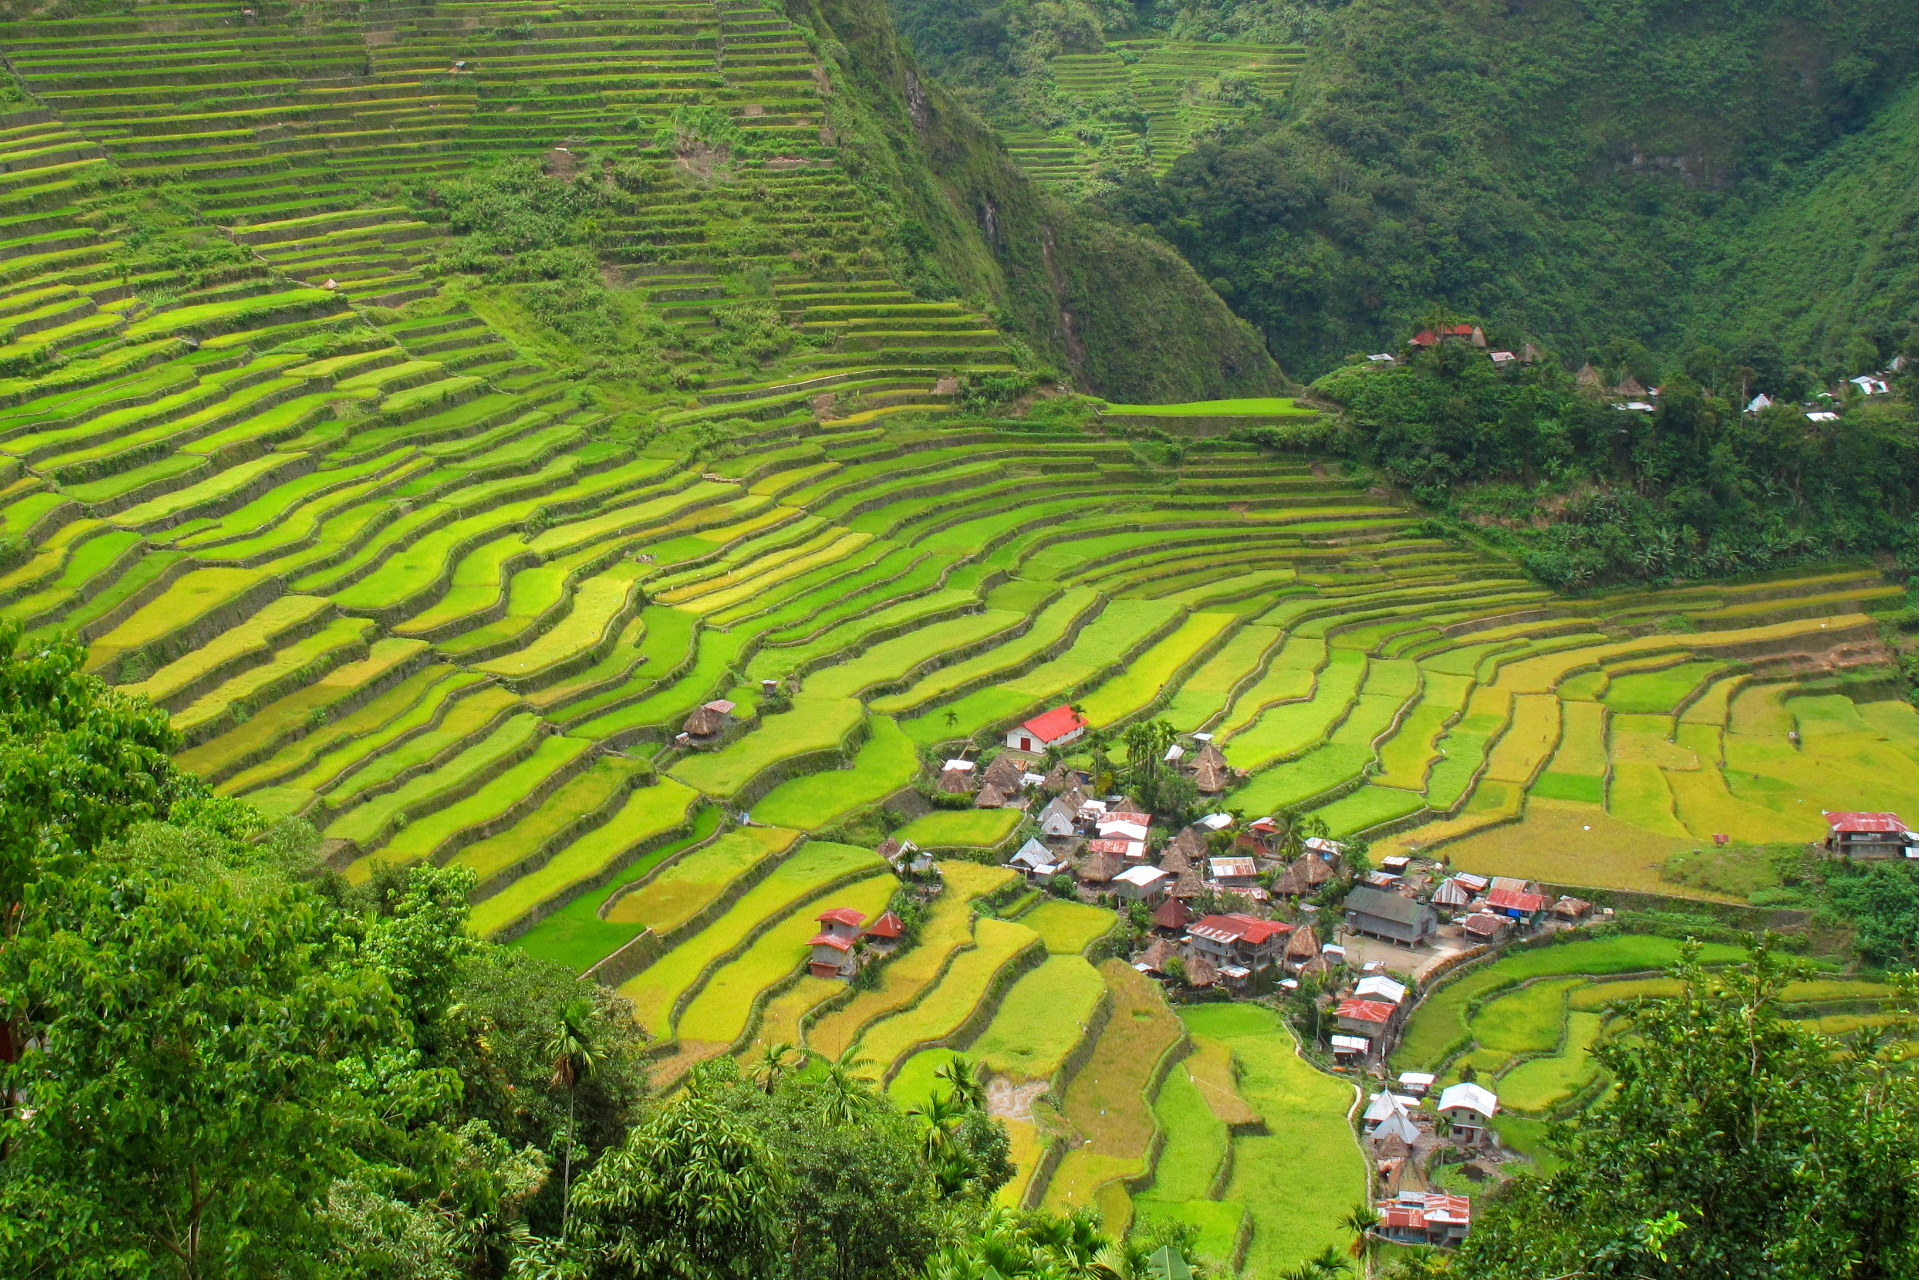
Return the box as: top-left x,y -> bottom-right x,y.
1071,610 -> 1236,726
616,838 -> 883,1039
806,861 -> 1018,1061
1018,898 -> 1119,954
1043,961 -> 1185,1219
1497,1011 -> 1608,1114
507,801 -> 718,970
669,694 -> 864,798
670,871 -> 896,1059
1133,1051 -> 1245,1266
1158,622 -> 1282,731
894,807 -> 1021,849
749,715 -> 916,828
870,587 -> 1102,716
1101,398 -> 1313,416
1180,1004 -> 1365,1278
900,597 -> 1183,744
1468,977 -> 1584,1056
602,824 -> 798,935
856,917 -> 1041,1073
965,954 -> 1106,1081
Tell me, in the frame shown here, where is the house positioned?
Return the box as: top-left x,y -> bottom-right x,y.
1151,897 -> 1192,934
1438,1082 -> 1498,1143
1272,852 -> 1336,898
1207,856 -> 1260,891
1489,350 -> 1517,366
1334,997 -> 1397,1042
1187,913 -> 1291,978
680,699 -> 735,741
807,907 -> 867,977
1284,925 -> 1321,971
1746,393 -> 1773,413
1006,705 -> 1086,753
975,782 -> 1015,809
1397,1071 -> 1436,1098
1036,795 -> 1080,838
1362,1091 -> 1420,1134
1189,741 -> 1232,794
937,759 -> 977,794
1344,886 -> 1439,946
1551,895 -> 1594,921
877,836 -> 931,875
1330,1033 -> 1372,1064
1461,911 -> 1511,942
865,911 -> 905,950
1098,818 -> 1151,843
1379,855 -> 1412,876
1366,352 -> 1396,364
1430,876 -> 1476,909
1483,886 -> 1549,928
1008,837 -> 1066,882
1088,836 -> 1144,862
1136,936 -> 1177,975
1807,410 -> 1841,422
1851,375 -> 1890,396
1112,864 -> 1169,903
1377,1192 -> 1472,1246
1355,975 -> 1409,1007
980,752 -> 1026,793
1077,848 -> 1123,888
1162,742 -> 1184,764
807,930 -> 856,977
1453,871 -> 1490,894
1823,810 -> 1917,859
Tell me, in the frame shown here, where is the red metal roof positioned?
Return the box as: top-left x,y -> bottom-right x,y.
1106,810 -> 1151,826
1189,913 -> 1291,945
1824,810 -> 1907,833
816,907 -> 867,927
1484,887 -> 1549,913
865,910 -> 904,939
1020,705 -> 1086,744
806,932 -> 854,951
1088,838 -> 1135,855
1336,998 -> 1396,1024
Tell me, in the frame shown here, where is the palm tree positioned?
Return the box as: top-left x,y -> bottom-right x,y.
935,1054 -> 987,1110
1341,1202 -> 1382,1276
545,996 -> 598,1241
945,708 -> 961,730
1307,1245 -> 1353,1277
909,1088 -> 964,1161
751,1039 -> 802,1094
820,1044 -> 877,1124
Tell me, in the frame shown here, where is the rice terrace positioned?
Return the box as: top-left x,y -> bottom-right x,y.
2,0 -> 1918,1276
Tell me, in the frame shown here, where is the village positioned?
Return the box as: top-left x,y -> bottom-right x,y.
709,688 -> 1919,1252
1365,321 -> 1912,421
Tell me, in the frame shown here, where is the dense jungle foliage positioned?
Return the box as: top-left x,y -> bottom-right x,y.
1305,328 -> 1919,590
893,0 -> 1919,381
0,625 -> 1217,1279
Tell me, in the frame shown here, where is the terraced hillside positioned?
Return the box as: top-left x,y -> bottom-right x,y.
3,5 -> 1917,1272
1388,934 -> 1901,1174
994,38 -> 1305,190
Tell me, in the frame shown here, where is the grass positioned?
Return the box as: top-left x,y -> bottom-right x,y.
509,801 -> 719,970
617,839 -> 883,1038
1468,977 -> 1583,1055
1179,1003 -> 1366,1279
894,808 -> 1021,849
806,861 -> 1019,1060
1158,622 -> 1282,731
672,871 -> 896,1051
602,825 -> 798,933
668,693 -> 864,798
1017,898 -> 1119,954
855,917 -> 1040,1074
1043,960 -> 1185,1216
965,954 -> 1106,1081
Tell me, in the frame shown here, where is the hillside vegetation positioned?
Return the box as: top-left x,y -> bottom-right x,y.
1076,0 -> 1919,376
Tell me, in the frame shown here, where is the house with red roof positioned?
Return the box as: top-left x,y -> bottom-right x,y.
1483,886 -> 1549,929
1376,1191 -> 1472,1246
1823,810 -> 1916,860
1005,705 -> 1087,753
807,907 -> 882,977
806,930 -> 856,977
1334,997 -> 1398,1041
1186,912 -> 1292,985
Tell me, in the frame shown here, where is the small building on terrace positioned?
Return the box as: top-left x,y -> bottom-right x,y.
1823,810 -> 1917,860
1006,705 -> 1087,754
1344,886 -> 1438,946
